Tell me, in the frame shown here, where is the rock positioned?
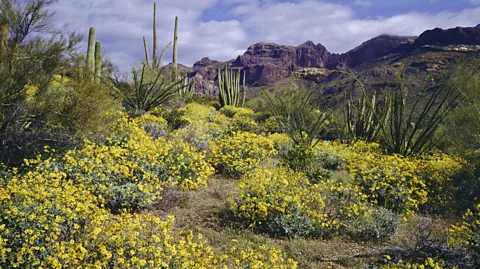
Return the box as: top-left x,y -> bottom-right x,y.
337,35 -> 415,68
411,25 -> 480,49
293,67 -> 331,81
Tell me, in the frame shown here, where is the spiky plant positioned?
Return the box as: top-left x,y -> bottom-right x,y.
143,36 -> 150,67
218,67 -> 246,107
177,72 -> 195,99
263,87 -> 331,148
383,69 -> 463,156
339,68 -> 391,143
110,65 -> 186,116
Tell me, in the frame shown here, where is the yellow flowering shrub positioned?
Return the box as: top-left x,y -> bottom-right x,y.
267,132 -> 293,153
261,115 -> 281,133
0,165 -> 107,268
133,113 -> 168,127
232,112 -> 258,132
219,105 -> 254,118
450,203 -> 480,265
0,166 -> 297,268
184,102 -> 216,123
315,141 -> 463,213
228,167 -> 368,237
209,132 -> 276,178
380,258 -> 447,269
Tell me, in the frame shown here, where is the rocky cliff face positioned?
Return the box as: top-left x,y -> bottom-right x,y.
185,24 -> 480,96
411,26 -> 480,49
337,35 -> 415,68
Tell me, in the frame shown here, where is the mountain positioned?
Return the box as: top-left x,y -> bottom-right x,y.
184,24 -> 480,97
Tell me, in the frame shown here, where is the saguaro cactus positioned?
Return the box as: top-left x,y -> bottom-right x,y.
218,67 -> 246,107
86,26 -> 96,79
94,41 -> 102,82
172,16 -> 178,76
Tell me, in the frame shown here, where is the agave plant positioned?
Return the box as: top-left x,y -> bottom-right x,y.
109,65 -> 186,116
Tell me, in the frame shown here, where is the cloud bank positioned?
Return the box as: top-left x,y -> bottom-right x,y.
50,0 -> 480,73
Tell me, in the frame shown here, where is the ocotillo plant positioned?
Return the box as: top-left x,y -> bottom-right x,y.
172,16 -> 178,76
218,67 -> 246,107
144,3 -> 176,69
152,2 -> 157,67
143,36 -> 150,67
384,69 -> 463,156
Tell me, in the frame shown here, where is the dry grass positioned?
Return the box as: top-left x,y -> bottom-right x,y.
147,176 -> 404,268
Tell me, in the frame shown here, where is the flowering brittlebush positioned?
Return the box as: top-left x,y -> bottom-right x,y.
0,166 -> 297,268
314,141 -> 464,213
228,167 -> 368,237
209,132 -> 276,178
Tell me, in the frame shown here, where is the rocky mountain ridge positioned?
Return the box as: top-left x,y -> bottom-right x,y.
184,24 -> 480,96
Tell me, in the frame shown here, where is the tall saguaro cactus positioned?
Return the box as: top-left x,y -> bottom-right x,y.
86,26 -> 96,79
85,26 -> 102,82
172,16 -> 178,76
94,41 -> 102,82
218,67 -> 246,107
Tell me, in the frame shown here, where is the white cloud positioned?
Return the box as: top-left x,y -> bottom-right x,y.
239,1 -> 480,53
50,0 -> 480,73
354,0 -> 374,7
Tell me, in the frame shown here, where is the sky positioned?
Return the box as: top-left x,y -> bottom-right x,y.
49,0 -> 480,73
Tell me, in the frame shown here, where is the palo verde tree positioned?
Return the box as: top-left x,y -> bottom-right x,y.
0,0 -> 82,165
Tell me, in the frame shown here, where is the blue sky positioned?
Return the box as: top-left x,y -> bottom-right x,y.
50,0 -> 480,73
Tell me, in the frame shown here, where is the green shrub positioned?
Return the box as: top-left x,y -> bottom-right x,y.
106,183 -> 153,213
347,207 -> 399,242
175,124 -> 213,152
283,144 -> 324,181
162,108 -> 189,130
317,150 -> 345,170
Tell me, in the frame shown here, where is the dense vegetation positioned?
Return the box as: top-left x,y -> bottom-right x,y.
0,1 -> 479,268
